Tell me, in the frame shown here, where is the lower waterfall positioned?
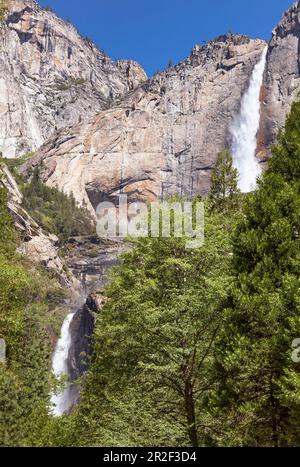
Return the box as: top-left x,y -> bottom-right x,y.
50,312 -> 75,417
49,237 -> 123,417
231,46 -> 268,192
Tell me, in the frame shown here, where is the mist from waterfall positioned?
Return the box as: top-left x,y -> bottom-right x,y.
230,46 -> 268,192
50,312 -> 75,417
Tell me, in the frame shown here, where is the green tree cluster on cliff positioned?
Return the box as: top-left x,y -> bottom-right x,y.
22,167 -> 95,243
209,149 -> 240,212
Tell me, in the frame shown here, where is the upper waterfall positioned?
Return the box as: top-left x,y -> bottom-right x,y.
230,46 -> 268,192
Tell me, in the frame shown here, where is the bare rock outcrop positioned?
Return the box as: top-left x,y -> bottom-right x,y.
0,0 -> 146,158
22,35 -> 266,209
0,163 -> 77,286
258,1 -> 300,158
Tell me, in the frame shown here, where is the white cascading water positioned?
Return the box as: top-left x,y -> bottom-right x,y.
50,313 -> 75,417
230,46 -> 268,192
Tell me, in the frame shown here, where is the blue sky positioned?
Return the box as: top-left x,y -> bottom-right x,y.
38,0 -> 294,76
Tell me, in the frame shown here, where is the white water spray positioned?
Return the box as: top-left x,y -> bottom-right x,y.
231,46 -> 268,192
50,313 -> 75,417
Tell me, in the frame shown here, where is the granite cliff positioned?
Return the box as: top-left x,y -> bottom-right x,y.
0,0 -> 146,158
22,34 -> 266,209
2,1 -> 300,208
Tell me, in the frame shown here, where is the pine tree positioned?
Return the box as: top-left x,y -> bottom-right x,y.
212,100 -> 300,446
209,150 -> 240,211
0,181 -> 16,256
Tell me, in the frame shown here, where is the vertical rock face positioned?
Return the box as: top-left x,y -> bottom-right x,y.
22,35 -> 266,209
258,1 -> 300,158
0,0 -> 147,157
68,293 -> 105,381
65,238 -> 122,381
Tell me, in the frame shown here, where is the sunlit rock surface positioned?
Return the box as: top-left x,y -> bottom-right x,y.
22,34 -> 266,209
258,1 -> 300,159
0,0 -> 146,157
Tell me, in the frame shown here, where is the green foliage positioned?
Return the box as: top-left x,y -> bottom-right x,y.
0,0 -> 7,22
1,154 -> 32,187
2,99 -> 300,447
22,166 -> 95,243
212,100 -> 300,446
62,207 -> 236,447
61,103 -> 300,447
0,181 -> 68,446
84,36 -> 94,45
0,255 -> 29,352
0,184 -> 16,257
209,149 -> 240,211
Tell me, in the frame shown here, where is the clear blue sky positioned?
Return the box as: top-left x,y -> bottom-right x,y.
39,0 -> 295,76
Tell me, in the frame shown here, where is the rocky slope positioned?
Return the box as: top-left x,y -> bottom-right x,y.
22,34 -> 266,209
0,0 -> 146,158
258,1 -> 300,158
0,162 -> 84,294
